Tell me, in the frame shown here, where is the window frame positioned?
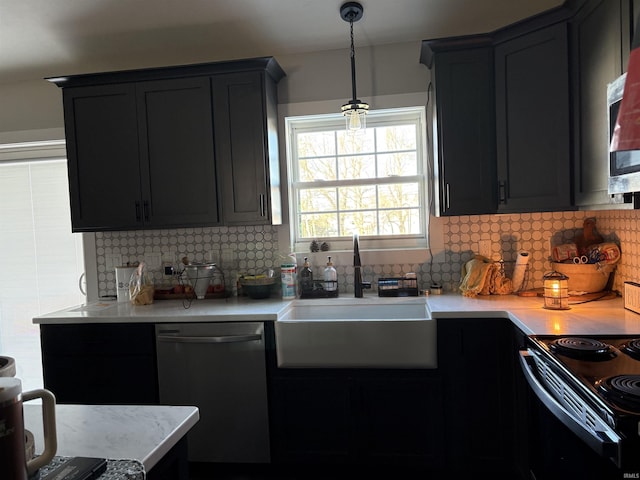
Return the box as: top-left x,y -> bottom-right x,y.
285,106 -> 429,252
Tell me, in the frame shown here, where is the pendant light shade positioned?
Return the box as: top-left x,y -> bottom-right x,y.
340,2 -> 369,135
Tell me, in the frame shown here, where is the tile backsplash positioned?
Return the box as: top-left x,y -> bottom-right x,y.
95,209 -> 640,298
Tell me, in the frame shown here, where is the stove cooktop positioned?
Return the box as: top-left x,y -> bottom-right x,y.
530,335 -> 640,416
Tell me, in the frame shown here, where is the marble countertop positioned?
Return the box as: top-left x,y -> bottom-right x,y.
426,293 -> 640,335
23,404 -> 199,471
33,297 -> 290,324
32,292 -> 640,336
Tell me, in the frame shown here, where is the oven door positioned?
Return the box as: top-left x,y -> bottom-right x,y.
519,350 -> 625,476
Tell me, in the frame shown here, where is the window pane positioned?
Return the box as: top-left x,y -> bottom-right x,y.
338,155 -> 376,180
379,208 -> 421,235
378,183 -> 420,207
339,211 -> 378,236
297,131 -> 336,156
299,213 -> 338,238
337,129 -> 375,154
299,157 -> 337,181
376,125 -> 417,152
338,185 -> 377,210
378,152 -> 418,176
299,188 -> 336,212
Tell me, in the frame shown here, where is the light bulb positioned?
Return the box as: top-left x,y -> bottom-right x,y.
348,111 -> 361,131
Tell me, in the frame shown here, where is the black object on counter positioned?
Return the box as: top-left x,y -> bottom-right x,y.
41,457 -> 107,480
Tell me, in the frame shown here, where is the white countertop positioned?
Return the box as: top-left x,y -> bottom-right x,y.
426,293 -> 640,335
23,404 -> 199,471
33,297 -> 291,324
33,292 -> 640,336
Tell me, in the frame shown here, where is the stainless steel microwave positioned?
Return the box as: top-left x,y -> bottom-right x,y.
608,72 -> 640,194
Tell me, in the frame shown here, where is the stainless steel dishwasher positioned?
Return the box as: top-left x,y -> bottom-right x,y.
155,322 -> 270,463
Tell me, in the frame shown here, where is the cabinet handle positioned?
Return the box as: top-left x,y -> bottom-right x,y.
157,334 -> 262,344
259,194 -> 266,217
498,181 -> 507,204
445,183 -> 450,211
135,201 -> 141,222
143,200 -> 150,222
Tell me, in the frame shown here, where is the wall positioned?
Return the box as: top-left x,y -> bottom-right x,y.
0,41 -> 427,132
93,209 -> 637,299
1,42 -> 638,300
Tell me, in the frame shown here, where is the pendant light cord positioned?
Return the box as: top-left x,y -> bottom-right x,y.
349,18 -> 358,102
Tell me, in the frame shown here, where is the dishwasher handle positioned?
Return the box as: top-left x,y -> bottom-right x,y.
157,333 -> 262,344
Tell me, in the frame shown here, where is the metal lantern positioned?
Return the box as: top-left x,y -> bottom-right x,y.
543,271 -> 570,310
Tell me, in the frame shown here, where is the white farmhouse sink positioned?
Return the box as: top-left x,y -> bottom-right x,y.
275,298 -> 437,368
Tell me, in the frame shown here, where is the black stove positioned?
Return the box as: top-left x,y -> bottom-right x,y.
523,334 -> 640,471
531,335 -> 640,414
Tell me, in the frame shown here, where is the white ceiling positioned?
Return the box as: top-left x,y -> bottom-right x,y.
1,0 -> 565,83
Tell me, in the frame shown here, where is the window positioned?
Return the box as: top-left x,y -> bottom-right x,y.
286,107 -> 427,251
0,141 -> 85,391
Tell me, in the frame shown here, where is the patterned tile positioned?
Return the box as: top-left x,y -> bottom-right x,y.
93,210 -> 639,297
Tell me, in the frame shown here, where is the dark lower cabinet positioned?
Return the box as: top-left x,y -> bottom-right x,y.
269,369 -> 444,469
40,323 -> 158,404
438,318 -> 519,476
147,437 -> 189,480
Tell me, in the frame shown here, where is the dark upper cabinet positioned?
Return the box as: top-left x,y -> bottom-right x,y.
136,78 -> 219,228
422,42 -> 497,215
49,57 -> 284,231
571,0 -> 631,208
422,17 -> 573,215
495,22 -> 572,212
62,77 -> 218,231
63,84 -> 142,230
212,71 -> 282,225
420,2 -> 640,215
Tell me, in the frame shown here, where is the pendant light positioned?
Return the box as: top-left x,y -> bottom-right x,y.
340,2 -> 369,135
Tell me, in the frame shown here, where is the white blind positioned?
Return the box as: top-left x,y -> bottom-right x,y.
0,154 -> 84,390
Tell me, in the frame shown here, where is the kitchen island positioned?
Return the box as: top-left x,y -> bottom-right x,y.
24,404 -> 199,480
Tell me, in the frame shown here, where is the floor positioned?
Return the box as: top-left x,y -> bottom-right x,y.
188,463 -> 440,480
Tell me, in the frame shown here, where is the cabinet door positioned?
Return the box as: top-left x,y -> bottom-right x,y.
270,375 -> 352,464
40,323 -> 158,404
354,376 -> 444,466
572,0 -> 626,207
136,78 -> 219,227
438,318 -> 517,474
63,84 -> 143,231
432,47 -> 497,215
495,23 -> 572,212
212,72 -> 274,225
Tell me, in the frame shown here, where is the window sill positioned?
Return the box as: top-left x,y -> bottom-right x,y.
292,248 -> 432,269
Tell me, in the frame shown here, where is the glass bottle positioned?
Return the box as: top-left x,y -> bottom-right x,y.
323,256 -> 337,291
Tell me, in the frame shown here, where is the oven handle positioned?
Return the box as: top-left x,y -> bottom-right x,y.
519,350 -> 621,462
